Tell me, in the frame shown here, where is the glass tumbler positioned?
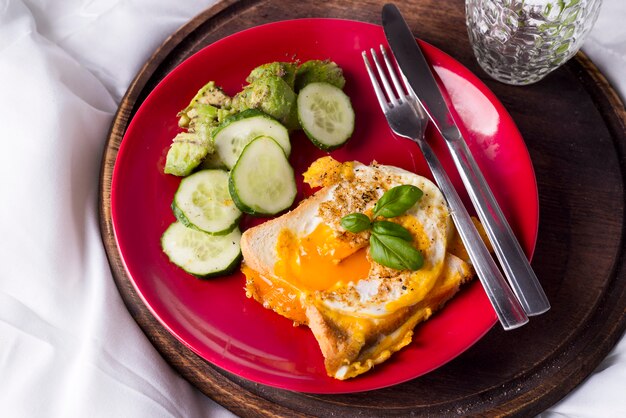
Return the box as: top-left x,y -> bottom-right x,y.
466,0 -> 603,85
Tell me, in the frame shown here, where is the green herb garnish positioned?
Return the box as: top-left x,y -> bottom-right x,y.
371,220 -> 414,241
372,184 -> 423,218
340,185 -> 424,271
340,213 -> 371,233
370,233 -> 424,271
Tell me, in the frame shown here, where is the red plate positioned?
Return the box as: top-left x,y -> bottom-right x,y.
111,19 -> 538,394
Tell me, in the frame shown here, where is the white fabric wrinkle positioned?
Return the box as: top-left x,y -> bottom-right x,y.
0,287 -> 185,418
21,0 -> 121,42
580,0 -> 626,104
84,344 -> 187,418
0,298 -> 58,353
0,0 -> 35,52
1,2 -> 117,114
582,39 -> 626,103
585,37 -> 626,64
584,0 -> 626,45
5,1 -> 117,112
19,0 -> 212,102
0,30 -> 113,275
0,322 -> 58,417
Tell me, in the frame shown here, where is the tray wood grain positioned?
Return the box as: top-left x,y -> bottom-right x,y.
99,0 -> 626,416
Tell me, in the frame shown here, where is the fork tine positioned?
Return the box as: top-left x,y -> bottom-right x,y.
380,45 -> 425,117
369,48 -> 399,107
379,45 -> 406,102
362,51 -> 389,112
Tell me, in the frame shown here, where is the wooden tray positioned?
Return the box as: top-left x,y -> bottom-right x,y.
99,0 -> 626,416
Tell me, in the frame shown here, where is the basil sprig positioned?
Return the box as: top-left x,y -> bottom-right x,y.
371,220 -> 414,241
340,185 -> 424,271
370,234 -> 423,271
340,213 -> 371,233
372,184 -> 423,218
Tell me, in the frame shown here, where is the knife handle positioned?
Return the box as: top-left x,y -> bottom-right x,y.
415,136 -> 528,330
445,134 -> 550,316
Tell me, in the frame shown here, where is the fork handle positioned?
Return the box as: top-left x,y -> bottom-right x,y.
414,136 -> 528,330
445,135 -> 550,316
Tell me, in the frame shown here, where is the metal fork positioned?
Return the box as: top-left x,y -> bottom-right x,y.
363,46 -> 528,330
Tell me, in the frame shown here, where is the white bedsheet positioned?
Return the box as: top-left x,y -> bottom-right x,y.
0,1 -> 623,416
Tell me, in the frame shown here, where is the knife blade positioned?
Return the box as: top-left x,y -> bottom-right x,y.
382,3 -> 550,316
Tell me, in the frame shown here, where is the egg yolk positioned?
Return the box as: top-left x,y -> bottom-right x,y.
242,223 -> 371,325
275,223 -> 370,291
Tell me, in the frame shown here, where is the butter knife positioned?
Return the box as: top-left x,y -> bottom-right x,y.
382,3 -> 550,316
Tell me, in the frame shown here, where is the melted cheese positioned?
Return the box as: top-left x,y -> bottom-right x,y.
243,264 -> 307,324
303,156 -> 355,188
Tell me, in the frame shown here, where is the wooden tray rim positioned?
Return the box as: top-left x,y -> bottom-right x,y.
98,1 -> 626,416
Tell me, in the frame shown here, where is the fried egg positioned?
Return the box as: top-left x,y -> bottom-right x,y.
241,157 -> 475,379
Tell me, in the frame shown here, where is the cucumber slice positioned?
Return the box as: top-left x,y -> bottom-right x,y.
213,109 -> 290,169
161,222 -> 242,278
229,136 -> 297,215
297,82 -> 355,151
172,169 -> 241,235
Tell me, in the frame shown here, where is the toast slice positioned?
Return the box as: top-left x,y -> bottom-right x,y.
240,159 -> 476,379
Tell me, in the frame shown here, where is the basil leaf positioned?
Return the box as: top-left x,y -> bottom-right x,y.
340,213 -> 371,233
371,220 -> 413,241
372,185 -> 423,219
369,233 -> 423,270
